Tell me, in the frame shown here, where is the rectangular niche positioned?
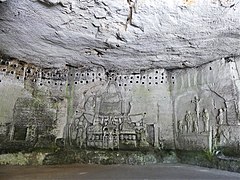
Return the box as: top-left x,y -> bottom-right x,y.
13,126 -> 27,141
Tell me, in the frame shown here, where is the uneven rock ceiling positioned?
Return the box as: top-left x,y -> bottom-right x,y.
0,0 -> 240,71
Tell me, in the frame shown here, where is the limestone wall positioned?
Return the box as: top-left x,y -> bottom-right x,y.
170,58 -> 240,151
0,55 -> 174,152
1,54 -> 240,153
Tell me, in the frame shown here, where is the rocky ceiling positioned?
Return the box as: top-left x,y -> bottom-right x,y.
0,0 -> 239,70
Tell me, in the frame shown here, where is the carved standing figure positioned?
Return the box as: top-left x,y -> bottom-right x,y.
217,108 -> 224,125
76,118 -> 87,148
184,111 -> 192,133
192,117 -> 198,133
202,109 -> 209,132
177,119 -> 182,133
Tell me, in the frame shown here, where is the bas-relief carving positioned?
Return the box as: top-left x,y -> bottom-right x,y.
213,125 -> 240,148
175,91 -> 227,150
0,57 -> 168,150
67,82 -> 152,149
202,109 -> 209,132
4,54 -> 240,152
5,97 -> 57,144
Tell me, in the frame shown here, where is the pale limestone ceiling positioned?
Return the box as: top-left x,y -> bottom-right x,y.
0,0 -> 239,70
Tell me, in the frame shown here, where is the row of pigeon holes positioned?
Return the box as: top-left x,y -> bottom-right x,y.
0,68 -> 105,86
0,59 -> 106,84
1,60 -> 39,82
72,71 -> 104,81
2,65 -> 104,85
0,69 -> 24,82
115,73 -> 168,86
37,80 -> 94,86
36,75 -> 176,87
38,79 -> 66,87
41,71 -> 68,80
0,68 -> 173,86
0,62 -> 177,87
72,71 -> 105,85
38,77 -> 105,86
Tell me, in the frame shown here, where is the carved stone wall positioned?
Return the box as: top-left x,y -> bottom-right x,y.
1,54 -> 240,152
0,55 -> 173,151
171,57 -> 240,151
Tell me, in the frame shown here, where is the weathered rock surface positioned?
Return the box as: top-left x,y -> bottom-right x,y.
1,0 -> 240,172
0,0 -> 239,70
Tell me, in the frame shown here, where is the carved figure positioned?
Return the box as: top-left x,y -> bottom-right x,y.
66,80 -> 147,149
217,108 -> 224,125
177,120 -> 182,133
76,118 -> 87,147
192,117 -> 198,133
202,109 -> 209,132
84,96 -> 96,114
184,111 -> 192,133
108,131 -> 114,149
137,127 -> 149,147
191,96 -> 200,126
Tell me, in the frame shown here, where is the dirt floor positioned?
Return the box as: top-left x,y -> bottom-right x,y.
1,163 -> 240,180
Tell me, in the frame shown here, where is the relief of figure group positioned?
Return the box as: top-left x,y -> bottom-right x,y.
66,82 -> 151,150
177,96 -> 225,134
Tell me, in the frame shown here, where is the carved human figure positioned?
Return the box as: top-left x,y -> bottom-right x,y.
217,108 -> 224,125
108,131 -> 114,149
84,96 -> 96,114
103,129 -> 108,148
76,118 -> 87,148
139,128 -> 149,146
202,109 -> 209,132
192,96 -> 200,125
192,117 -> 198,133
177,119 -> 182,133
76,125 -> 84,147
184,111 -> 192,133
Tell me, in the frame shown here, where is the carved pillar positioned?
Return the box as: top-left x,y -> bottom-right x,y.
154,124 -> 158,147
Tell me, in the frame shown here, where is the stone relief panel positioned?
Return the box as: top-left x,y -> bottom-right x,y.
172,59 -> 240,151
3,55 -> 240,153
174,89 -> 228,150
10,97 -> 57,146
67,81 -> 153,150
0,59 -> 171,151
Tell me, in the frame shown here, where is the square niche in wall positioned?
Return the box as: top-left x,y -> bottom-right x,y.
13,126 -> 27,141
